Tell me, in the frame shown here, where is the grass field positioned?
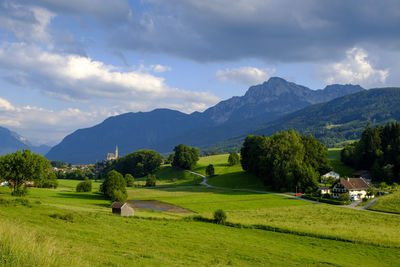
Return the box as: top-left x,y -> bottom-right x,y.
368,191 -> 400,214
327,148 -> 355,177
1,154 -> 399,266
193,154 -> 268,190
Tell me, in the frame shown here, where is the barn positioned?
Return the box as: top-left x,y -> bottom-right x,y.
110,202 -> 134,216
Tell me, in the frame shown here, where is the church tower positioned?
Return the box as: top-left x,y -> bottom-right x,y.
115,145 -> 118,159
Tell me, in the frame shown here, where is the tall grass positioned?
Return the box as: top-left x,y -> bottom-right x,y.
0,219 -> 83,266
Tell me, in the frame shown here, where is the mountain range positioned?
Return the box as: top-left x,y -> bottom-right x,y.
45,77 -> 365,163
0,127 -> 51,156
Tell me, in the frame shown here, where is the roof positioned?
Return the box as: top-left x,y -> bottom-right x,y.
110,202 -> 125,209
318,186 -> 330,190
322,171 -> 339,177
353,170 -> 369,176
339,178 -> 372,190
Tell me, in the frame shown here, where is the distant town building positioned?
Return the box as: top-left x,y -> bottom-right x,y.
318,186 -> 331,195
110,202 -> 134,216
106,145 -> 119,161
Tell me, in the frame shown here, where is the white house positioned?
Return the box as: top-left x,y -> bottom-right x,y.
322,171 -> 340,179
332,178 -> 374,201
0,181 -> 9,186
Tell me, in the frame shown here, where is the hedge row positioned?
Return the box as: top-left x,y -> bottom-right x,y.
301,194 -> 351,205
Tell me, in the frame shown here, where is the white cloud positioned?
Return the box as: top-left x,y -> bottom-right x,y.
0,3 -> 55,44
0,43 -> 219,113
150,64 -> 172,73
216,66 -> 275,85
320,47 -> 389,87
0,97 -> 117,144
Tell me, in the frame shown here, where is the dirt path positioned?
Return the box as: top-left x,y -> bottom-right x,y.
187,170 -> 398,215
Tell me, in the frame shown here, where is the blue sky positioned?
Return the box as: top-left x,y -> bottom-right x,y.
0,0 -> 399,145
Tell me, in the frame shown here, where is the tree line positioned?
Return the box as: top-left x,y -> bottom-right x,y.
240,130 -> 331,192
341,122 -> 400,183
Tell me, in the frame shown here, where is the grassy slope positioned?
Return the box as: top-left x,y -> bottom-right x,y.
193,154 -> 268,189
1,187 -> 399,266
1,155 -> 400,266
368,191 -> 400,214
327,148 -> 355,177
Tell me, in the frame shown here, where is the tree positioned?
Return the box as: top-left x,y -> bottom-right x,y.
112,149 -> 162,177
165,153 -> 175,164
0,149 -> 52,195
366,187 -> 376,198
125,174 -> 134,187
240,130 -> 328,192
101,170 -> 127,201
213,209 -> 227,224
172,144 -> 199,170
206,164 -> 215,177
145,174 -> 156,187
76,180 -> 92,192
228,152 -> 240,166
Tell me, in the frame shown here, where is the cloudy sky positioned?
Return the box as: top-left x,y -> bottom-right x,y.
0,0 -> 399,145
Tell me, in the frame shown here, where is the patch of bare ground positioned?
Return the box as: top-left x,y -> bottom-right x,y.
128,200 -> 195,214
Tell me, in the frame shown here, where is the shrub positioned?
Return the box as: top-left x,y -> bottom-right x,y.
228,152 -> 240,166
338,193 -> 350,201
125,174 -> 134,187
76,180 -> 92,192
213,209 -> 227,224
110,190 -> 127,202
11,186 -> 28,196
206,164 -> 215,177
145,174 -> 156,187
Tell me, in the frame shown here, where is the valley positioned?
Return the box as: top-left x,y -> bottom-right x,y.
1,153 -> 399,266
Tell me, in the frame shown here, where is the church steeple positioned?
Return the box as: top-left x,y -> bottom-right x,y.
115,145 -> 118,159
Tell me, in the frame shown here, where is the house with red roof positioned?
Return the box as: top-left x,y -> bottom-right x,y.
332,177 -> 374,201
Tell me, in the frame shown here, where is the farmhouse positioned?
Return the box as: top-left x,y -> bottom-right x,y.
110,202 -> 134,216
332,178 -> 374,201
322,171 -> 340,179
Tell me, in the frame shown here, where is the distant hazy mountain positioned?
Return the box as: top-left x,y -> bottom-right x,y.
0,126 -> 30,155
46,109 -> 210,163
0,126 -> 52,156
46,77 -> 364,164
205,87 -> 400,152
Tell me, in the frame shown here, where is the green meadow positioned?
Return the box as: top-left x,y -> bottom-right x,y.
368,191 -> 400,214
326,148 -> 355,177
1,154 -> 400,266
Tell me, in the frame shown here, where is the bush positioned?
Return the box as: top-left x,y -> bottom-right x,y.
110,190 -> 127,202
213,209 -> 227,224
11,186 -> 28,197
125,174 -> 134,187
206,164 -> 215,177
76,180 -> 92,192
228,152 -> 240,166
145,174 -> 156,187
338,193 -> 350,201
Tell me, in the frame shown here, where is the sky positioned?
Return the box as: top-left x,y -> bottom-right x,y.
0,0 -> 399,145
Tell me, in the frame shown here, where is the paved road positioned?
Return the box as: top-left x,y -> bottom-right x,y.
187,170 -> 398,215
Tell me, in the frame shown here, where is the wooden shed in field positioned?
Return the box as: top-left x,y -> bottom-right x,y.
110,202 -> 134,216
